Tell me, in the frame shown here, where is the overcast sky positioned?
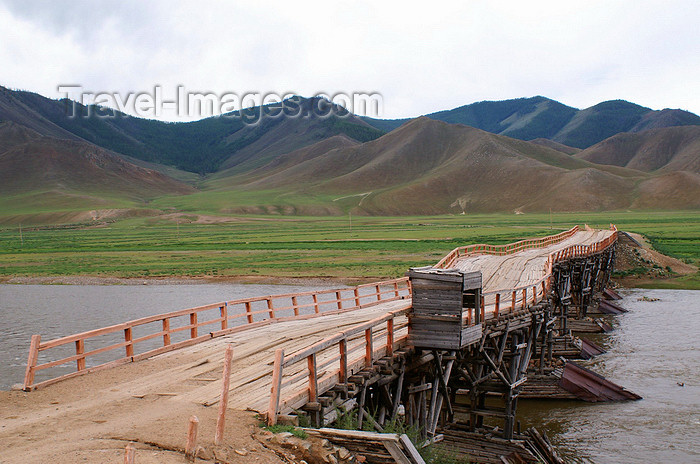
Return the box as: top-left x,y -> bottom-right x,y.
1,0 -> 698,121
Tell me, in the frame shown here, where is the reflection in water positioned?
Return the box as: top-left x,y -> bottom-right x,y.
518,289 -> 700,464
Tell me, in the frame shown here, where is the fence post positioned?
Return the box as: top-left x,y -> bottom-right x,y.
162,319 -> 171,346
190,312 -> 198,339
386,317 -> 394,357
267,349 -> 284,426
376,285 -> 381,301
75,339 -> 86,371
220,302 -> 228,330
124,443 -> 135,464
394,281 -> 400,297
336,291 -> 343,310
313,294 -> 320,314
23,334 -> 41,390
245,301 -> 253,324
215,344 -> 234,445
267,298 -> 275,318
339,339 -> 348,383
292,296 -> 299,316
495,294 -> 500,318
307,353 -> 318,403
185,415 -> 199,461
354,288 -> 360,307
124,327 -> 134,358
365,328 -> 373,366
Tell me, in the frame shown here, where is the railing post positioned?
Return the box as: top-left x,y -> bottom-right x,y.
336,291 -> 343,310
532,286 -> 537,304
162,319 -> 171,346
339,339 -> 348,383
365,328 -> 373,367
185,415 -> 199,461
267,348 -> 284,426
376,284 -> 381,301
245,301 -> 253,324
220,302 -> 228,330
511,291 -> 516,312
292,296 -> 299,316
480,295 -> 485,322
386,317 -> 394,357
267,298 -> 275,318
495,294 -> 500,318
190,312 -> 198,339
313,294 -> 320,314
307,353 -> 318,403
124,327 -> 134,357
75,339 -> 86,371
354,288 -> 360,307
23,334 -> 41,390
215,344 -> 234,445
394,281 -> 400,297
522,289 -> 527,310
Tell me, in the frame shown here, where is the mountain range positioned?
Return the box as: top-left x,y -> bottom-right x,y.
1,86 -> 699,223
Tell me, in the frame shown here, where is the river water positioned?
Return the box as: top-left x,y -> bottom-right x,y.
1,285 -> 698,463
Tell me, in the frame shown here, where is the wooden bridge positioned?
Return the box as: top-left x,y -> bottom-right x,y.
8,225 -> 626,463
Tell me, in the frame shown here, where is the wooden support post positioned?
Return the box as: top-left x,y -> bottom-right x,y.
307,353 -> 318,402
267,298 -> 274,318
522,289 -> 527,310
215,344 -> 234,445
511,291 -> 516,312
75,339 -> 86,371
480,295 -> 485,322
124,443 -> 135,464
220,303 -> 228,330
267,349 -> 284,426
162,319 -> 171,346
312,294 -> 320,314
394,281 -> 400,297
339,339 -> 348,383
376,284 -> 381,301
185,415 -> 199,461
124,327 -> 134,358
386,317 -> 394,357
354,288 -> 360,307
336,291 -> 343,310
292,296 -> 299,316
495,293 -> 500,318
23,334 -> 41,390
365,328 -> 373,366
532,286 -> 537,304
190,312 -> 198,339
245,301 -> 253,323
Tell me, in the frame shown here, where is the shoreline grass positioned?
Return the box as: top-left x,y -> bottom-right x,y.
1,211 -> 698,289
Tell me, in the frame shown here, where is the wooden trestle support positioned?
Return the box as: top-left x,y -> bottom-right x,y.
295,243 -> 622,445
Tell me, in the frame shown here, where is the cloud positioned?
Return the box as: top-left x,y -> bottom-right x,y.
0,0 -> 698,119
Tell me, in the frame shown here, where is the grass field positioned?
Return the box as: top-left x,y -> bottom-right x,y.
1,211 -> 698,288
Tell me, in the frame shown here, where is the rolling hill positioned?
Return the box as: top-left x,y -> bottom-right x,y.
0,121 -> 195,221
363,97 -> 700,149
575,126 -> 700,173
210,118 -> 700,214
0,87 -> 384,173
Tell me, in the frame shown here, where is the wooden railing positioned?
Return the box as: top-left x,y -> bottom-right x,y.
434,226 -> 581,269
462,224 -> 619,319
266,305 -> 411,425
22,277 -> 411,391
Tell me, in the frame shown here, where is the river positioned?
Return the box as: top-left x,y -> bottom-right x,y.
1,285 -> 698,463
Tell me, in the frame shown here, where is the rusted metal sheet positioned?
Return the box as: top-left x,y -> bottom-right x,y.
558,361 -> 641,402
602,288 -> 623,300
598,299 -> 628,314
580,338 -> 607,359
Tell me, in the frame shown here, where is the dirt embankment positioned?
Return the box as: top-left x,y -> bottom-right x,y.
612,232 -> 697,287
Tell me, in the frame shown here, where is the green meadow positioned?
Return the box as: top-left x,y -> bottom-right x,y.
1,211 -> 698,288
